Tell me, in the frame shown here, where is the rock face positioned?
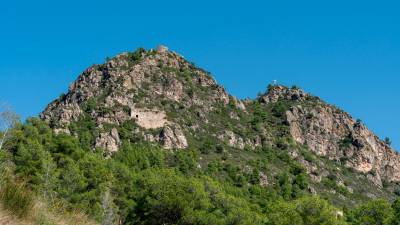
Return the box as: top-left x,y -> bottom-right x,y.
264,85 -> 400,185
95,128 -> 120,154
41,46 -> 400,187
217,130 -> 261,150
160,125 -> 188,149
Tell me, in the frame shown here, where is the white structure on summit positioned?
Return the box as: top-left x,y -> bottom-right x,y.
157,45 -> 169,53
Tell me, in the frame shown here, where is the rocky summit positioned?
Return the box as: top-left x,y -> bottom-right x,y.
40,45 -> 399,205
41,45 -> 231,152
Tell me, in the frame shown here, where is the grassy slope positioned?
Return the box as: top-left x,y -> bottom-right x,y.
0,175 -> 97,225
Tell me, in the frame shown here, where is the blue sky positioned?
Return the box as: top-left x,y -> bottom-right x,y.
1,1 -> 399,149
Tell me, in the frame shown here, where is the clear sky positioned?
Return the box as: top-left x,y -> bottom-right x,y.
1,1 -> 399,150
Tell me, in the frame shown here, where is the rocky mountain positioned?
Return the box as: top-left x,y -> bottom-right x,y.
40,45 -> 399,203
41,46 -> 232,152
262,85 -> 400,187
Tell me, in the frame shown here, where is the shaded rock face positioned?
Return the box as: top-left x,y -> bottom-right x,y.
41,46 -> 233,152
263,86 -> 400,185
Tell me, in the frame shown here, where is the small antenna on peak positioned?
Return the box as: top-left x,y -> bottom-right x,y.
272,80 -> 278,85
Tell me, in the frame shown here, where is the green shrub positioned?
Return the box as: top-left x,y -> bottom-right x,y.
394,186 -> 400,196
127,48 -> 145,63
82,97 -> 97,113
200,139 -> 215,154
348,199 -> 393,225
322,176 -> 349,196
295,196 -> 347,225
384,137 -> 392,146
271,101 -> 290,118
0,180 -> 34,218
300,148 -> 316,163
215,145 -> 224,154
339,136 -> 353,149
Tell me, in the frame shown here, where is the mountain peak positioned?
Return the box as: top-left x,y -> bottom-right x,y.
259,85 -> 309,104
41,47 -> 231,150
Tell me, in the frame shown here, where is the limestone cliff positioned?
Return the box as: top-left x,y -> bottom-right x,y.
262,85 -> 399,186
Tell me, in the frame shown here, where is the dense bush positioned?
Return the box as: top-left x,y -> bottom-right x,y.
266,196 -> 346,225
127,48 -> 145,63
348,199 -> 394,225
